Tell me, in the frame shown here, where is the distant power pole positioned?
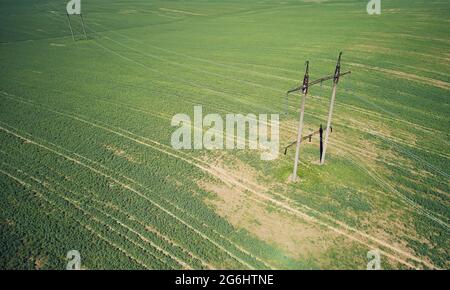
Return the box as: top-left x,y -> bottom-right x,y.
66,13 -> 75,41
66,0 -> 88,41
291,61 -> 309,182
80,14 -> 88,40
320,52 -> 343,165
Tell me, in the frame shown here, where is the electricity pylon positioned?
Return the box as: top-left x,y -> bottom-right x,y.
66,13 -> 88,41
285,52 -> 351,181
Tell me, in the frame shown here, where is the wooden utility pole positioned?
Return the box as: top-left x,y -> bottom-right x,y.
291,61 -> 309,182
320,52 -> 342,165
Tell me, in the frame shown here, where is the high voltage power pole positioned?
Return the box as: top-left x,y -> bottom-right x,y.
285,52 -> 351,181
66,13 -> 88,41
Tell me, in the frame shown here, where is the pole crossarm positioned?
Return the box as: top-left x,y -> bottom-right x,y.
286,71 -> 351,95
283,126 -> 332,155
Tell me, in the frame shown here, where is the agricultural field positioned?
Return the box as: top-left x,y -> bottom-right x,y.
0,0 -> 449,270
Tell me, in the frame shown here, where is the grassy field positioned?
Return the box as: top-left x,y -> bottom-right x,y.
0,0 -> 449,269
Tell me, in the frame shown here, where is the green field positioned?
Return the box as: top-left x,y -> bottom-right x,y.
0,0 -> 449,269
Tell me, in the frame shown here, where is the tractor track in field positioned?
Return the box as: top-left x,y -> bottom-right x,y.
306,94 -> 450,139
333,145 -> 450,227
0,3 -> 450,267
3,126 -> 264,269
40,8 -> 450,145
79,189 -> 212,269
0,116 -> 270,269
92,197 -> 214,269
9,19 -> 450,164
3,84 -> 446,235
0,151 -> 202,269
0,143 -> 214,269
100,25 -> 449,141
337,115 -> 450,163
88,21 -> 297,83
296,110 -> 450,168
5,14 -> 447,268
291,124 -> 450,230
1,161 -> 186,269
2,89 -> 442,267
0,121 -> 262,270
282,120 -> 450,229
68,192 -> 194,269
103,86 -> 449,178
0,92 -> 437,269
70,154 -> 270,268
346,62 -> 450,91
83,24 -> 450,166
300,105 -> 450,161
14,60 -> 445,180
0,167 -> 153,269
87,19 -> 449,140
1,124 -> 271,269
